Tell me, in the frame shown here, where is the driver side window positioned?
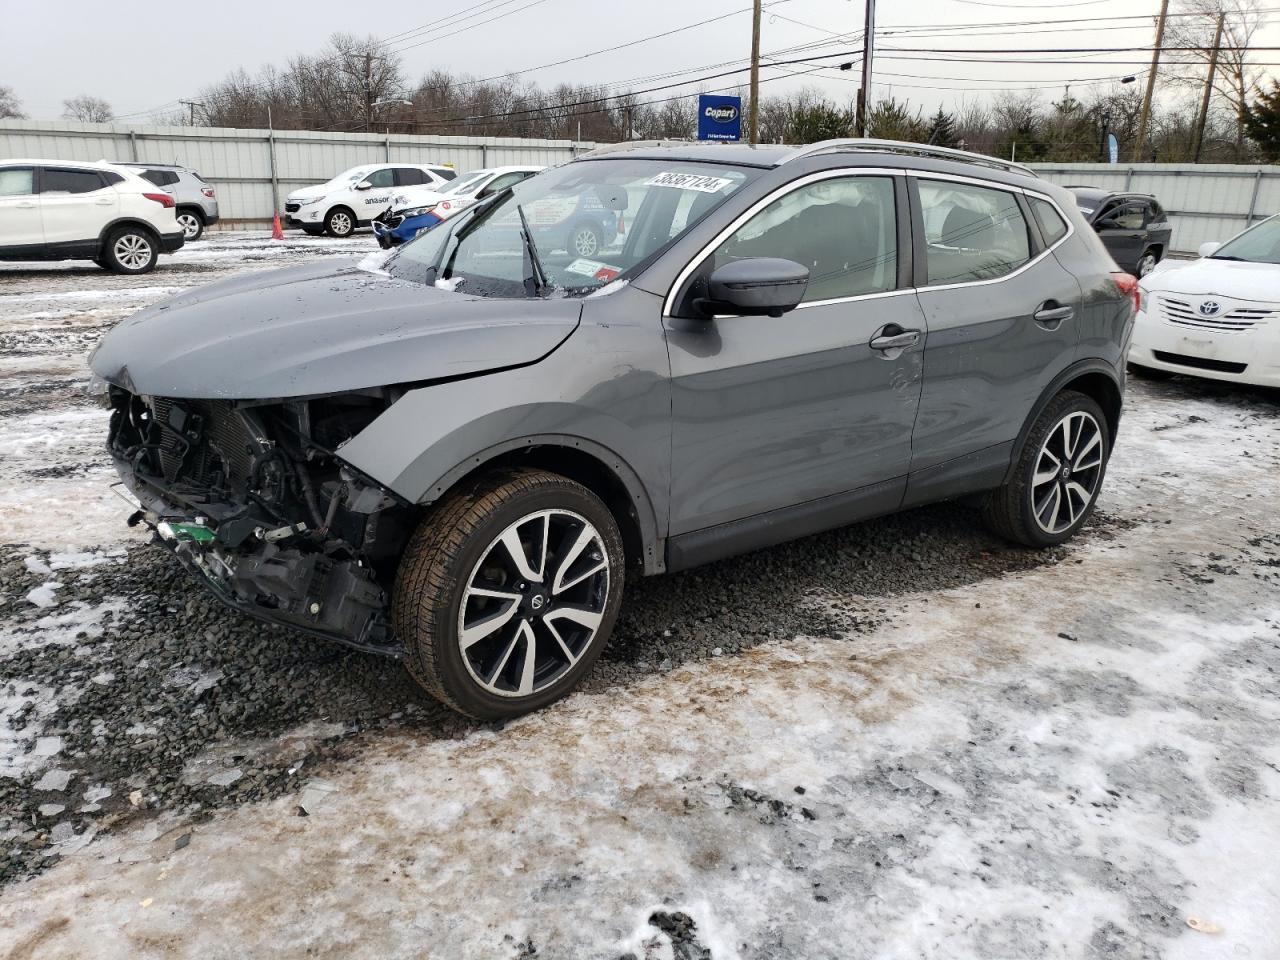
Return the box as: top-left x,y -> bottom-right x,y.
711,176 -> 899,302
363,168 -> 395,189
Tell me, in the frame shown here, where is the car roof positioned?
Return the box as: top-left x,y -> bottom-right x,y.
2,158 -> 129,169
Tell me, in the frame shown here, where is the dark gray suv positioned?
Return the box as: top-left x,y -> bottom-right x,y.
89,139 -> 1136,719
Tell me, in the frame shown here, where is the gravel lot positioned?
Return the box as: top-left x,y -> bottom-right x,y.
0,234 -> 1277,959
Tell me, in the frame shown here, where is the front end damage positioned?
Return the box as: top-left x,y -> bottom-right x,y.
104,387 -> 415,656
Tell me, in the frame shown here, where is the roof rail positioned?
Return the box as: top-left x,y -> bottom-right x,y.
574,139 -> 689,160
776,138 -> 1037,178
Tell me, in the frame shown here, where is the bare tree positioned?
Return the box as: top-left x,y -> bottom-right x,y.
0,85 -> 23,119
62,94 -> 113,122
1166,0 -> 1269,150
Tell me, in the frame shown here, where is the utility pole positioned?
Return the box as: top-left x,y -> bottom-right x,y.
1192,11 -> 1226,162
749,0 -> 762,144
179,100 -> 200,125
858,0 -> 877,137
1134,0 -> 1171,162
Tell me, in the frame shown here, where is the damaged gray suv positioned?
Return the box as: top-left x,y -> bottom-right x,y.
90,139 -> 1136,719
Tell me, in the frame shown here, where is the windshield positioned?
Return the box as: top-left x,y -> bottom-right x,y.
329,165 -> 377,187
385,158 -> 757,298
440,171 -> 490,196
1210,216 -> 1280,264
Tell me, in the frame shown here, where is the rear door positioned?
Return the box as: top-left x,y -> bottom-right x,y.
665,171 -> 926,535
38,167 -> 118,244
1146,199 -> 1172,255
0,166 -> 42,250
905,175 -> 1081,502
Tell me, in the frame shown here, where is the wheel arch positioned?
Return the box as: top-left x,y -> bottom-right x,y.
326,203 -> 356,224
1003,359 -> 1124,485
175,204 -> 206,224
421,435 -> 664,575
97,217 -> 161,252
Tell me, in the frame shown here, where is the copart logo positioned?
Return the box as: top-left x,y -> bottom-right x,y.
704,105 -> 738,123
1198,300 -> 1222,316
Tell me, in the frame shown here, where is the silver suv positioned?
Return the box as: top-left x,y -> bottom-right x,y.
120,163 -> 219,241
90,139 -> 1137,720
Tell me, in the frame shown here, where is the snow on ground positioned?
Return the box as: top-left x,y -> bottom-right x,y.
1,232 -> 1278,958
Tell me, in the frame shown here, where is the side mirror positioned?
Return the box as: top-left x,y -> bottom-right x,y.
700,258 -> 809,319
355,181 -> 373,191
1198,241 -> 1222,258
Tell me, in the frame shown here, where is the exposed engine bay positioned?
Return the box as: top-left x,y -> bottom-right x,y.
104,386 -> 414,655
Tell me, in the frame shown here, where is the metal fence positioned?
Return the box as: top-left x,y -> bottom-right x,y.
1029,162 -> 1280,254
0,120 -> 598,226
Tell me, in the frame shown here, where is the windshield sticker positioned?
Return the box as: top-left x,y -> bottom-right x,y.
644,172 -> 735,193
566,259 -> 621,281
1079,206 -> 1095,215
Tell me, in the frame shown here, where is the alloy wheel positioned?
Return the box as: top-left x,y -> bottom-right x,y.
573,227 -> 598,257
1031,411 -> 1105,535
113,234 -> 153,271
329,211 -> 353,236
177,213 -> 201,240
1138,253 -> 1157,277
457,509 -> 610,699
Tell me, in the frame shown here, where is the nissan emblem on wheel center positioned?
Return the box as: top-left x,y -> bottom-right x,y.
697,94 -> 742,142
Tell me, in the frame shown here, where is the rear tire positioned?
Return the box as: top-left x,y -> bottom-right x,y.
1136,248 -> 1160,277
324,207 -> 356,238
176,209 -> 205,242
393,470 -> 625,720
983,391 -> 1111,548
102,226 -> 158,274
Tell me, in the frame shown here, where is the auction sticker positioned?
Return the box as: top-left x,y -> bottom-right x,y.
644,172 -> 734,193
566,259 -> 621,281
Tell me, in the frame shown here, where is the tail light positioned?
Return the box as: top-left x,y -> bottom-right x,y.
143,192 -> 175,209
201,187 -> 215,199
1112,272 -> 1141,314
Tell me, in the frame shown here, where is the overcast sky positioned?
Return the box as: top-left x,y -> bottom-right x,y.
4,0 -> 1277,121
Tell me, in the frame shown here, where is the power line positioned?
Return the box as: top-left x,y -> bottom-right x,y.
390,0 -> 554,53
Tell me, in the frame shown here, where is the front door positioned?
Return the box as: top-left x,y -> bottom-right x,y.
906,177 -> 1081,499
665,173 -> 925,536
1094,200 -> 1148,272
355,167 -> 398,219
0,166 -> 41,250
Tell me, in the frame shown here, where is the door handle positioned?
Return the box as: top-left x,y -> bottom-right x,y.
869,326 -> 922,352
95,197 -> 114,204
1034,302 -> 1074,328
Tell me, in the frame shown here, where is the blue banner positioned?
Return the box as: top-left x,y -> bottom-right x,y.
1107,133 -> 1119,164
698,95 -> 742,142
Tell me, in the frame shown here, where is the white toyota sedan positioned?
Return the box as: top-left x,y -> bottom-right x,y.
1133,215 -> 1280,387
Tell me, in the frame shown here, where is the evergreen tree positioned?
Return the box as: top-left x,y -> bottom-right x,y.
926,107 -> 958,147
1242,81 -> 1280,162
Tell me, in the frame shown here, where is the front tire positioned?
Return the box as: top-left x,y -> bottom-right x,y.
176,209 -> 205,242
393,470 -> 625,720
1136,248 -> 1160,277
983,391 -> 1111,547
102,226 -> 158,274
324,207 -> 356,238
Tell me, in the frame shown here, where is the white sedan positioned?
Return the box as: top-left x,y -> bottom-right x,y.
1133,216 -> 1280,387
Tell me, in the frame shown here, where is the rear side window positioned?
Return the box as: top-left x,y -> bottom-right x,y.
41,168 -> 107,194
394,167 -> 428,186
0,167 -> 34,196
917,180 -> 1031,285
1148,200 -> 1165,221
435,167 -> 457,181
140,169 -> 168,187
713,175 -> 899,302
1030,197 -> 1069,246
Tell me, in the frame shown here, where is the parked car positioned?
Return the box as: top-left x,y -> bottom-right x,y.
1132,214 -> 1280,386
372,165 -> 544,248
0,159 -> 184,273
90,139 -> 1135,719
283,164 -> 456,237
116,162 -> 219,241
1067,187 -> 1172,277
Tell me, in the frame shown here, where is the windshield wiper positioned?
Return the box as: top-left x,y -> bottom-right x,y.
1209,254 -> 1248,261
517,203 -> 550,298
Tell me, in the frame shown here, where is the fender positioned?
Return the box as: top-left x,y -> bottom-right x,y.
1003,356 -> 1124,485
421,433 -> 664,575
97,216 -> 161,247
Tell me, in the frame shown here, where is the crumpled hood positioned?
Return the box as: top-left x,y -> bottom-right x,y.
1143,257 -> 1280,301
89,259 -> 582,399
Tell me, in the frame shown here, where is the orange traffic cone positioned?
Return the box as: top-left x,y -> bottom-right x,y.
271,212 -> 284,241
617,211 -> 625,235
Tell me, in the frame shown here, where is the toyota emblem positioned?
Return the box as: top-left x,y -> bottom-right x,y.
1199,300 -> 1222,316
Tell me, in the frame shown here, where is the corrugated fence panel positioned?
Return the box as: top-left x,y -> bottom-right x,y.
1030,163 -> 1280,253
0,120 -> 595,225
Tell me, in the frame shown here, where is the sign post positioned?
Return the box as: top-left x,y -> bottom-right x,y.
697,95 -> 743,142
